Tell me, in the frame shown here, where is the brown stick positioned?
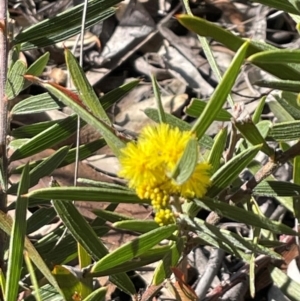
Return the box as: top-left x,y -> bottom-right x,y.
0,0 -> 8,272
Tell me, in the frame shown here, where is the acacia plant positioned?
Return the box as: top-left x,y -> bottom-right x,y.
1,0 -> 300,300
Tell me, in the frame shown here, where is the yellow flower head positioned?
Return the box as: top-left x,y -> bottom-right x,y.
118,123 -> 211,225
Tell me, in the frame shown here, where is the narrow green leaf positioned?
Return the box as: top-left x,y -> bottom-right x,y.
152,240 -> 183,285
36,78 -> 125,157
13,139 -> 106,174
257,120 -> 273,138
194,197 -> 298,235
275,93 -> 300,120
23,284 -> 63,301
249,252 -> 255,298
27,52 -> 50,76
8,47 -> 21,70
5,164 -> 30,301
52,265 -> 81,300
268,120 -> 300,141
5,60 -> 26,100
25,239 -> 63,295
14,0 -> 119,50
52,196 -> 136,295
293,156 -> 300,219
8,146 -> 69,194
93,209 -> 134,224
26,187 -> 145,204
254,79 -> 300,93
268,96 -> 295,122
191,6 -> 235,108
78,244 -> 93,299
83,287 -> 107,301
280,91 -> 300,119
11,93 -> 61,115
52,190 -> 118,260
33,225 -> 79,265
9,138 -> 29,149
0,270 -> 6,298
9,197 -> 50,210
250,0 -> 299,14
24,252 -> 42,301
185,98 -> 232,121
191,41 -> 249,139
87,246 -> 171,277
276,196 -> 294,213
23,52 -> 50,90
208,144 -> 262,197
144,108 -> 214,149
254,181 -> 300,197
280,141 -> 291,152
78,242 -> 92,269
151,75 -> 166,123
65,48 -> 110,124
248,50 -> 300,64
99,80 -> 140,110
252,96 -> 266,124
177,14 -> 300,80
9,114 -> 78,161
171,138 -> 198,185
233,118 -> 273,156
91,224 -> 177,273
60,139 -> 106,165
26,208 -> 57,234
207,127 -> 227,174
2,227 -> 62,296
270,266 -> 300,301
113,220 -> 159,233
11,120 -> 58,138
78,178 -> 127,190
247,197 -> 262,297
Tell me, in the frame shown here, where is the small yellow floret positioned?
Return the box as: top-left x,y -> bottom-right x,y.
154,208 -> 175,226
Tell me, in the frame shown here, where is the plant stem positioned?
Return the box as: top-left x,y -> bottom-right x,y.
0,0 -> 8,271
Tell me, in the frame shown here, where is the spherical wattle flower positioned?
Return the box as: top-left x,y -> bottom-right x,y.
118,123 -> 211,225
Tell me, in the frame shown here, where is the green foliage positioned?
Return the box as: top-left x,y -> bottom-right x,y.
2,0 -> 300,300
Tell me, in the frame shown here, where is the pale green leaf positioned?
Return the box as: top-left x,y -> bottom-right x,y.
171,138 -> 198,185
191,41 -> 249,139
5,60 -> 27,100
65,48 -> 110,124
14,0 -> 120,50
91,225 -> 177,273
185,98 -> 232,121
11,93 -> 61,115
270,266 -> 300,301
5,164 -> 30,301
208,144 -> 262,197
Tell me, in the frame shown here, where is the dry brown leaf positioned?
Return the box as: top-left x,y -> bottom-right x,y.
168,267 -> 198,301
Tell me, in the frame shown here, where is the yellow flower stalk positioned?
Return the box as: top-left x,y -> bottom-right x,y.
118,123 -> 211,226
